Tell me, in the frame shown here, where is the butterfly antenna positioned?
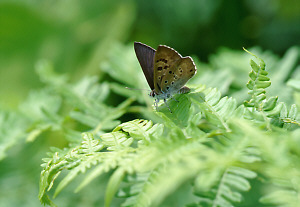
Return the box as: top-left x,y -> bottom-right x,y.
125,87 -> 151,91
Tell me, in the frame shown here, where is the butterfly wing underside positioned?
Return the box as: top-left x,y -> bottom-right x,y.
134,42 -> 156,90
153,45 -> 196,94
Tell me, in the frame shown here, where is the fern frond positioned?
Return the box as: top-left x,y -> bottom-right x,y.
119,130 -> 210,207
117,173 -> 150,206
131,159 -> 202,207
113,119 -> 158,143
39,133 -> 105,203
243,48 -> 271,110
260,190 -> 299,207
72,120 -> 161,195
18,89 -> 63,142
235,119 -> 300,207
199,153 -> 256,207
280,104 -> 300,129
35,61 -> 132,136
0,111 -> 28,160
39,119 -> 164,206
100,131 -> 133,151
155,85 -> 238,134
241,49 -> 300,130
193,167 -> 256,207
118,120 -> 257,207
190,86 -> 237,132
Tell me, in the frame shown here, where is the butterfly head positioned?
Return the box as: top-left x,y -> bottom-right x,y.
149,90 -> 156,98
149,89 -> 171,100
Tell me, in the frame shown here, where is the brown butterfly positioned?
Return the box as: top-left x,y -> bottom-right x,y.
134,42 -> 197,112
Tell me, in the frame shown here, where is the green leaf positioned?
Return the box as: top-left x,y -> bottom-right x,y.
260,190 -> 299,206
105,168 -> 126,207
250,59 -> 259,72
255,81 -> 271,88
262,96 -> 278,111
287,79 -> 300,90
227,167 -> 257,179
0,111 -> 28,160
101,131 -> 133,151
113,119 -> 154,142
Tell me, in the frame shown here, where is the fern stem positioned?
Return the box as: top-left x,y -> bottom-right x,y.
260,111 -> 272,131
212,168 -> 229,207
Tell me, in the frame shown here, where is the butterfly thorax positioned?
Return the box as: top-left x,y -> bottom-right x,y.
149,89 -> 171,99
149,86 -> 190,100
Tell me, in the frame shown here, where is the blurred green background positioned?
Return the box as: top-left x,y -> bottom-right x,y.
0,0 -> 299,206
1,0 -> 299,109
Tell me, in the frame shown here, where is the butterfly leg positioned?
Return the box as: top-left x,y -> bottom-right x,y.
164,99 -> 172,113
170,95 -> 179,102
154,99 -> 159,111
170,95 -> 180,108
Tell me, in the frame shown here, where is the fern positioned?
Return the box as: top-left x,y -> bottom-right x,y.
39,133 -> 105,205
242,48 -> 300,130
243,47 -> 271,111
19,89 -> 63,142
37,46 -> 300,207
191,167 -> 257,207
39,119 -> 161,206
33,60 -> 133,140
0,111 -> 28,160
39,87 -> 256,207
236,119 -> 300,207
157,85 -> 237,133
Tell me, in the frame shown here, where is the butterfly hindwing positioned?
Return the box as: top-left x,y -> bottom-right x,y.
154,45 -> 196,94
164,56 -> 196,92
134,42 -> 156,90
153,45 -> 181,93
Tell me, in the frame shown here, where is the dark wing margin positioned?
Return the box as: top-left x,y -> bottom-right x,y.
134,42 -> 156,90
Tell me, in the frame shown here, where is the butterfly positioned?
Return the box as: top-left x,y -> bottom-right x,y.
134,42 -> 197,112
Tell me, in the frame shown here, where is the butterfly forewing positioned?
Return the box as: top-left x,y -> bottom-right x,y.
153,45 -> 182,94
134,42 -> 156,90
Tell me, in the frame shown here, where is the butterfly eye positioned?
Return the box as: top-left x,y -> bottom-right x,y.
157,67 -> 162,71
171,81 -> 174,84
168,71 -> 172,74
158,76 -> 161,80
166,86 -> 169,90
165,80 -> 168,83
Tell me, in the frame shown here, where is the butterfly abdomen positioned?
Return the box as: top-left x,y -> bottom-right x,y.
178,86 -> 190,94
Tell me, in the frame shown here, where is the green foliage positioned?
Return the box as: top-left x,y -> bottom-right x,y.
1,1 -> 300,207
35,48 -> 300,207
0,38 -> 299,206
0,111 -> 28,159
242,48 -> 300,130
